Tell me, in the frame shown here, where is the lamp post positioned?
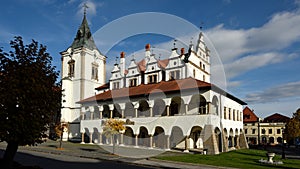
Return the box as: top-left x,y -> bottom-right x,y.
281,127 -> 285,159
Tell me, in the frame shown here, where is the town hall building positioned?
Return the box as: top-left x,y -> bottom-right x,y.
60,12 -> 248,155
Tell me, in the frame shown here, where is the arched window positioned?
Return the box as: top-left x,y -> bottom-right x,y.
68,59 -> 75,77
91,62 -> 99,80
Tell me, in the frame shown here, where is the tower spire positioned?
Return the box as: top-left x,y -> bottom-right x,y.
70,3 -> 97,51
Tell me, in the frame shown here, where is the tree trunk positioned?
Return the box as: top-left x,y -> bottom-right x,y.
3,141 -> 19,169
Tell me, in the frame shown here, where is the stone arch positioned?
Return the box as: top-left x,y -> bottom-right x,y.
113,104 -> 122,118
212,95 -> 219,115
269,137 -> 275,144
102,105 -> 110,118
215,127 -> 222,152
124,127 -> 135,146
154,126 -> 166,149
138,126 -> 150,147
170,97 -> 185,116
138,100 -> 150,117
124,102 -> 135,118
153,99 -> 166,116
188,94 -> 207,114
170,126 -> 184,149
189,126 -> 203,149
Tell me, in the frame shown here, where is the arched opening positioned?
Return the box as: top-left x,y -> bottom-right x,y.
93,106 -> 100,119
277,137 -> 282,144
269,137 -> 275,144
124,127 -> 134,146
154,126 -> 166,149
113,104 -> 122,118
212,96 -> 219,115
215,127 -> 222,152
170,126 -> 184,149
188,94 -> 207,114
138,126 -> 150,147
138,100 -> 150,117
153,99 -> 166,116
262,136 -> 267,144
124,102 -> 135,118
228,128 -> 234,147
102,105 -> 110,118
190,126 -> 203,149
170,97 -> 185,116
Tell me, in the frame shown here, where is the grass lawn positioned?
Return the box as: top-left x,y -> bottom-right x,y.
155,149 -> 300,169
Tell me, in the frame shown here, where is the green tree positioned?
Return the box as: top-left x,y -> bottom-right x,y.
286,108 -> 300,144
102,119 -> 125,154
0,36 -> 61,168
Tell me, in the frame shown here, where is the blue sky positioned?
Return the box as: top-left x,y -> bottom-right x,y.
0,0 -> 299,118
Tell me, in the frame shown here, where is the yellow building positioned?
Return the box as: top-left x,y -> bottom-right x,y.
243,107 -> 290,145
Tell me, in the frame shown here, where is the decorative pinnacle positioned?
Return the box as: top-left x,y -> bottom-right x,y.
83,3 -> 89,16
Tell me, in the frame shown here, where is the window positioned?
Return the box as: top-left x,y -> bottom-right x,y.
203,75 -> 205,82
252,129 -> 256,134
113,82 -> 120,89
193,69 -> 196,77
148,74 -> 157,84
262,129 -> 266,134
277,129 -> 281,134
203,64 -> 206,71
170,70 -> 180,80
228,108 -> 231,120
269,129 -> 272,134
91,63 -> 98,80
245,129 -> 248,134
129,78 -> 137,87
233,110 -> 236,121
68,59 -> 75,77
224,107 -> 227,119
200,61 -> 202,68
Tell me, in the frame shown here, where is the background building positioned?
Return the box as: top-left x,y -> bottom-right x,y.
243,107 -> 290,145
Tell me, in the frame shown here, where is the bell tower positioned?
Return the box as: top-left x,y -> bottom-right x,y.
60,10 -> 106,140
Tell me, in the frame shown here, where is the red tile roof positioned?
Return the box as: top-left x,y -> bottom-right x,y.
95,83 -> 109,90
243,106 -> 259,123
137,59 -> 146,72
262,113 -> 290,123
158,59 -> 169,69
78,77 -> 246,105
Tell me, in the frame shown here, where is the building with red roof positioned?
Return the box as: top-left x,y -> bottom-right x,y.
243,107 -> 290,145
60,13 -> 248,155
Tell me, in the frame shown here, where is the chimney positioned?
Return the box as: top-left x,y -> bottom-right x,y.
145,43 -> 151,63
120,51 -> 125,76
181,48 -> 185,55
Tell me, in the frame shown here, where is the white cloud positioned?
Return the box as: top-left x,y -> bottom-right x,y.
224,52 -> 286,79
245,81 -> 300,104
206,9 -> 300,64
77,0 -> 104,16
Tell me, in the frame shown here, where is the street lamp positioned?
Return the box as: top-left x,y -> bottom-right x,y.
281,127 -> 285,159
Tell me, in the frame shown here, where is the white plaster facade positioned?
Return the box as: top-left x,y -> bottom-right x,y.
61,14 -> 248,154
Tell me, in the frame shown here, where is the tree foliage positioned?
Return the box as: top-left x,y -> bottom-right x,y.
0,36 -> 61,166
286,108 -> 300,143
102,119 -> 126,137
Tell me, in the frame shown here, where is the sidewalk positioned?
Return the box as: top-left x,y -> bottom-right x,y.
0,140 -> 228,169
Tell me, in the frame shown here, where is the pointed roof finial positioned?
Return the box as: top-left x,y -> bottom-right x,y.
83,2 -> 89,16
200,21 -> 204,30
190,37 -> 194,45
115,56 -> 119,64
173,39 -> 177,49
